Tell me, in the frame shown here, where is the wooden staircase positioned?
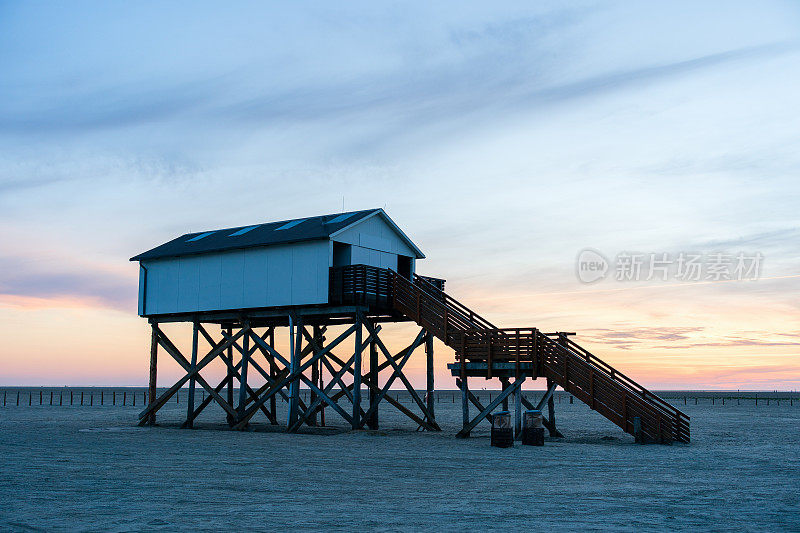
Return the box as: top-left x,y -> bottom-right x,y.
391,272 -> 690,443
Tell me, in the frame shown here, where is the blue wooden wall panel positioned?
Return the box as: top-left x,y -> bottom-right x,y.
177,256 -> 200,312
197,254 -> 222,311
138,266 -> 146,315
156,261 -> 179,314
139,239 -> 336,315
265,245 -> 292,307
220,251 -> 245,310
333,214 -> 417,257
243,248 -> 268,308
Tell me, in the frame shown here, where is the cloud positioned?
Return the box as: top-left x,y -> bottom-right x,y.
583,326 -> 705,350
0,254 -> 135,311
582,326 -> 800,351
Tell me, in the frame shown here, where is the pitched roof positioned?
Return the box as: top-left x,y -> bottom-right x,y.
130,208 -> 424,261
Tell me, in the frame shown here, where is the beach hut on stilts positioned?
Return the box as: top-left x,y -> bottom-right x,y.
131,208 -> 689,443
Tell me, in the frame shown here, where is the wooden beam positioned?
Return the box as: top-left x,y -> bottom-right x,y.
215,347 -> 276,424
461,376 -> 470,437
225,325 -> 234,425
233,323 -> 358,429
307,326 -> 377,424
156,325 -> 239,423
352,311 -> 363,429
238,319 -> 251,420
287,351 -> 356,432
288,315 -> 302,428
310,325 -> 322,426
221,328 -> 298,409
520,392 -> 563,438
184,356 -> 244,423
185,321 -> 199,429
515,378 -> 522,439
368,334 -> 379,430
546,377 -> 559,438
138,325 -> 242,424
426,331 -> 434,426
456,376 -> 525,438
268,327 -> 277,423
358,328 -> 425,428
363,319 -> 440,431
535,380 -> 558,411
147,323 -> 158,426
456,378 -> 487,414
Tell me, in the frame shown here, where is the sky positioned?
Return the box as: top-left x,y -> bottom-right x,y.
0,1 -> 799,389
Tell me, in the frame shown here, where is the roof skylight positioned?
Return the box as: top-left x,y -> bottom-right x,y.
229,225 -> 259,236
328,213 -> 356,224
275,218 -> 307,230
187,231 -> 215,242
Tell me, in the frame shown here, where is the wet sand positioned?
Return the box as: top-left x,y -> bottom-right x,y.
1,391 -> 798,531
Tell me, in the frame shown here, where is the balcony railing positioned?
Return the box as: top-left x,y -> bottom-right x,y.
329,265 -> 446,309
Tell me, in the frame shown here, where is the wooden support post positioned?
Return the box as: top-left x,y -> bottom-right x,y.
425,331 -> 435,426
460,376 -> 470,438
185,320 -> 199,429
515,381 -> 522,439
546,377 -> 558,437
633,416 -> 643,443
352,312 -> 363,429
310,325 -> 322,427
319,348 -> 326,427
368,335 -> 379,430
225,325 -> 234,425
287,315 -> 301,427
238,320 -> 251,421
147,323 -> 158,425
458,377 -> 524,438
500,377 -> 510,411
268,327 -> 277,424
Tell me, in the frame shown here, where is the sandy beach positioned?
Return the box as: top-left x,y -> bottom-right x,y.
1,389 -> 798,531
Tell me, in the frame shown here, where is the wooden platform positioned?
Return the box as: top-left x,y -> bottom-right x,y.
447,362 -> 536,378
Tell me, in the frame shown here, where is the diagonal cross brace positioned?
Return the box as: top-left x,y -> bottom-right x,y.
300,327 -> 376,422
220,329 -> 303,411
287,350 -> 357,433
521,394 -> 563,438
183,356 -> 245,425
138,325 -> 247,424
154,325 -> 238,422
456,375 -> 526,438
358,328 -> 426,429
535,380 -> 558,411
233,324 -> 359,429
363,320 -> 440,431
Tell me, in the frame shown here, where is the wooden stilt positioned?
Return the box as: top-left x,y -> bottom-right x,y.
310,325 -> 321,427
147,323 -> 158,425
352,311 -> 363,429
460,376 -> 470,438
225,325 -> 234,425
268,327 -> 277,424
185,320 -> 199,429
319,348 -> 326,427
500,377 -> 510,411
458,377 -> 524,438
515,381 -> 522,439
287,315 -> 302,427
426,331 -> 435,427
238,320 -> 251,421
546,377 -> 559,437
368,334 -> 379,430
